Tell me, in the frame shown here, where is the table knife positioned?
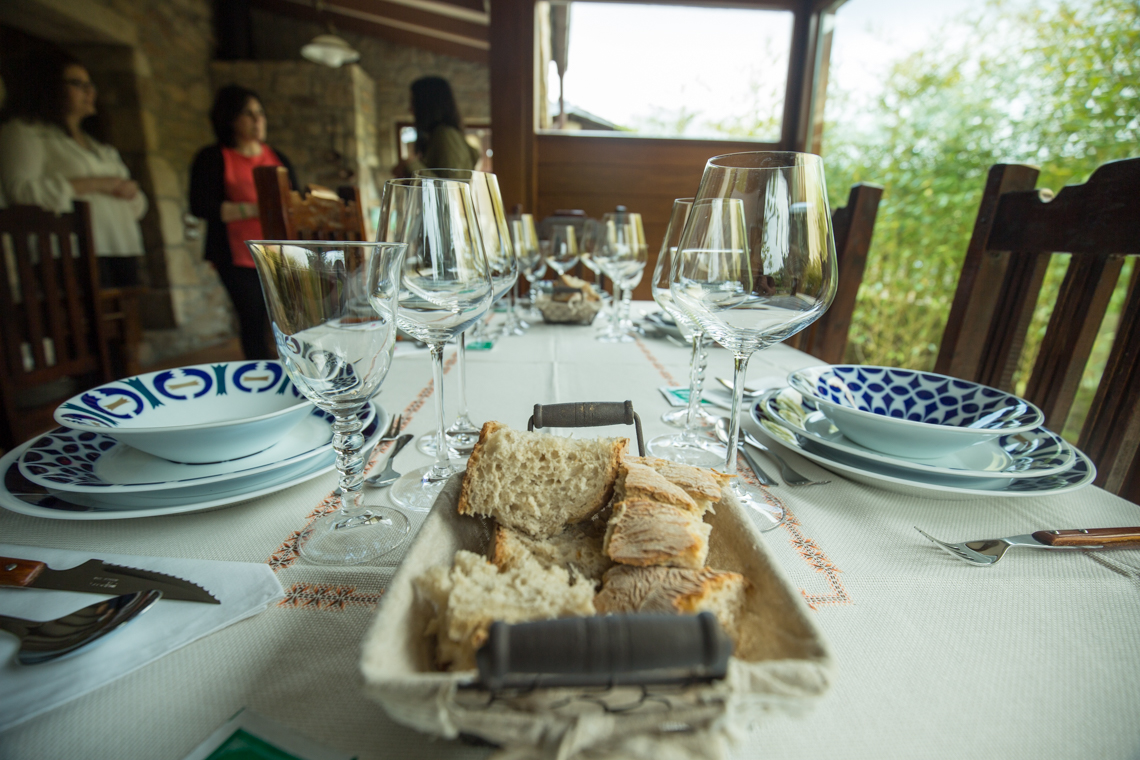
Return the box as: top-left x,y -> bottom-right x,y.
916,527 -> 1140,566
0,556 -> 220,604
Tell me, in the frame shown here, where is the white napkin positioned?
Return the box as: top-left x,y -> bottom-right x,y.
0,544 -> 283,732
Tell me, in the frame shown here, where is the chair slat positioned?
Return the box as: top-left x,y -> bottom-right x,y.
55,226 -> 90,365
254,166 -> 368,245
0,233 -> 26,378
37,231 -> 68,366
975,250 -> 1051,391
13,231 -> 48,370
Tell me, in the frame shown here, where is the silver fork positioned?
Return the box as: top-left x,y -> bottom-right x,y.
915,526 -> 1140,566
365,433 -> 414,487
740,428 -> 830,487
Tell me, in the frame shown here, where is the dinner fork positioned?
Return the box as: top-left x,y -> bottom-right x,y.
365,434 -> 414,488
739,428 -> 830,487
914,526 -> 1140,566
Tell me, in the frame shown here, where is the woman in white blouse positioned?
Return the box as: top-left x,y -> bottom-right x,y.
0,50 -> 147,286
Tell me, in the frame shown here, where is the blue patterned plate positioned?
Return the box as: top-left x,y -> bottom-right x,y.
751,412 -> 1095,501
53,361 -> 314,463
787,365 -> 1045,459
757,390 -> 1075,480
20,403 -> 382,494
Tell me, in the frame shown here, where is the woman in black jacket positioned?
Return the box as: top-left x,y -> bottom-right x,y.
190,85 -> 296,360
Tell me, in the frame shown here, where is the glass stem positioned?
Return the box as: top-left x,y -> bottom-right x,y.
455,331 -> 470,423
682,331 -> 708,441
723,353 -> 751,477
619,287 -> 633,328
428,343 -> 451,476
331,408 -> 366,515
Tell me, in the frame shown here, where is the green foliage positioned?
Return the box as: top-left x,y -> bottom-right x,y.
817,0 -> 1139,437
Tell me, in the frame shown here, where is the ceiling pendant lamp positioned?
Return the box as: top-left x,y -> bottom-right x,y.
301,32 -> 360,68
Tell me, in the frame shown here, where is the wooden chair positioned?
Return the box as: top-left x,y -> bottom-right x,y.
787,183 -> 884,363
934,158 -> 1140,501
253,165 -> 367,241
0,202 -> 115,449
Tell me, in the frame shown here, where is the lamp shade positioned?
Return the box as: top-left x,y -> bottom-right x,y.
301,34 -> 360,67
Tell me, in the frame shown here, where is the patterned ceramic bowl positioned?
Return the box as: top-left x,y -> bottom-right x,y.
786,365 -> 1044,459
53,361 -> 313,463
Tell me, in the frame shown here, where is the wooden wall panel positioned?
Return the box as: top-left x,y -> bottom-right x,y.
536,134 -> 781,299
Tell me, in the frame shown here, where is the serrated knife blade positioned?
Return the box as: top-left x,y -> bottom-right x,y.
0,556 -> 220,604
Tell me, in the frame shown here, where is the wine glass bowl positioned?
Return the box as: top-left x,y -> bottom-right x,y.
545,224 -> 580,277
247,240 -> 411,565
672,152 -> 838,530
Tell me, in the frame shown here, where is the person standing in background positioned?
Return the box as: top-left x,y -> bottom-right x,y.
0,50 -> 147,287
393,76 -> 480,178
190,85 -> 296,361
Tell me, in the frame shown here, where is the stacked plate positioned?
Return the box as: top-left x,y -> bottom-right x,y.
0,361 -> 387,520
753,365 -> 1096,500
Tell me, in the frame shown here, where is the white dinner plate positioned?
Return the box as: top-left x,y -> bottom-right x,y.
0,404 -> 384,520
757,390 -> 1076,479
18,404 -> 383,494
749,414 -> 1096,501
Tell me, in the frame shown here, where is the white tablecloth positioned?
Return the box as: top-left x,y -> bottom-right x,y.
2,308 -> 1138,759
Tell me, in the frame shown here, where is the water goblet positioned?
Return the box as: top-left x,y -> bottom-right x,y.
672,152 -> 838,530
645,199 -> 724,466
376,178 -> 493,512
508,214 -> 540,333
246,240 -> 410,565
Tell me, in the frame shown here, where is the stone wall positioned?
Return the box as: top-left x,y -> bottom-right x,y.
249,9 -> 491,181
209,61 -> 381,217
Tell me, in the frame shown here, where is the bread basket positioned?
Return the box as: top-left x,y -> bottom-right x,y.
360,402 -> 832,759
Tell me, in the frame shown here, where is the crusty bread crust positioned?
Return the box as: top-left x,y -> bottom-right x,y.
594,565 -> 747,640
457,421 -> 627,539
491,520 -> 612,584
624,455 -> 731,513
603,499 -> 711,569
616,462 -> 699,512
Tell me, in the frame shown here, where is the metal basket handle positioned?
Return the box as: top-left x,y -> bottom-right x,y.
475,612 -> 732,691
526,401 -> 645,456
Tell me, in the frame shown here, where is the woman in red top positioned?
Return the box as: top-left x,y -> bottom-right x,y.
190,85 -> 296,360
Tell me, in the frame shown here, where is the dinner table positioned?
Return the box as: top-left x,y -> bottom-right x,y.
1,305 -> 1138,759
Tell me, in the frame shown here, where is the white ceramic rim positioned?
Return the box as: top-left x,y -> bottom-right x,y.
748,415 -> 1094,499
54,360 -> 313,434
787,365 -> 1045,438
22,404 -> 383,494
755,391 -> 1075,480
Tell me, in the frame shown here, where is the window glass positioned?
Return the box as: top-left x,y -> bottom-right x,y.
540,2 -> 793,142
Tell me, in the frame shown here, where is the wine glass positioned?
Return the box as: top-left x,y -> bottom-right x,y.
376,178 -> 493,511
414,169 -> 518,456
521,227 -> 548,320
246,240 -> 410,564
672,152 -> 838,530
646,199 -> 724,466
545,224 -> 579,276
508,214 -> 540,333
595,210 -> 648,343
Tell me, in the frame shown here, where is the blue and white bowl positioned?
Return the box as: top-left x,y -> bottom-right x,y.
786,365 -> 1045,459
53,361 -> 314,463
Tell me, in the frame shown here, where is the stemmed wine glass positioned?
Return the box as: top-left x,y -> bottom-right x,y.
246,240 -> 410,564
672,152 -> 837,530
595,210 -> 648,343
646,199 -> 724,466
545,224 -> 579,277
376,178 -> 493,511
413,169 -> 517,456
509,214 -> 541,332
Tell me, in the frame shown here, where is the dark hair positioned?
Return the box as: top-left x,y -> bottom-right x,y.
0,48 -> 87,134
209,84 -> 260,148
411,76 -> 463,155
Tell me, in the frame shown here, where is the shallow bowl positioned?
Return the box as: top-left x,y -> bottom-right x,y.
786,365 -> 1044,459
53,361 -> 313,463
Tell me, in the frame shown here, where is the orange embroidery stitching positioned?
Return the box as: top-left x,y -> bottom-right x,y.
278,583 -> 384,610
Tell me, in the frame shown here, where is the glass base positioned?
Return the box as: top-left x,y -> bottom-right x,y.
646,434 -> 725,466
389,463 -> 463,512
726,479 -> 786,532
661,405 -> 719,429
298,506 -> 410,565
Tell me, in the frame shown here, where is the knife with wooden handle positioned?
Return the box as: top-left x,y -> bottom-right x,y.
1030,527 -> 1140,546
0,556 -> 220,603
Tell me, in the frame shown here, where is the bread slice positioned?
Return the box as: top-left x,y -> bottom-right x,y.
615,461 -> 698,513
558,274 -> 601,301
490,519 -> 613,585
602,499 -> 712,569
624,456 -> 732,514
457,421 -> 627,539
594,565 -> 747,640
416,549 -> 597,671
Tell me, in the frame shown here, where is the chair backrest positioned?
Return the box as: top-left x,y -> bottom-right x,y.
934,158 -> 1140,500
0,202 -> 113,447
253,165 -> 367,241
786,183 -> 883,364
